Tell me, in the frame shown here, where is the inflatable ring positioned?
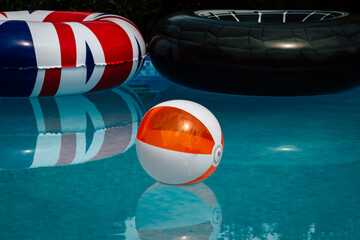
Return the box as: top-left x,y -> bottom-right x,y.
149,10 -> 360,96
0,10 -> 146,97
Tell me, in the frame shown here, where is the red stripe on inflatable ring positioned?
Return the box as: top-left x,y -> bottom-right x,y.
84,21 -> 133,91
91,63 -> 132,92
53,23 -> 77,68
40,68 -> 61,96
95,15 -> 145,43
43,11 -> 94,22
82,21 -> 133,64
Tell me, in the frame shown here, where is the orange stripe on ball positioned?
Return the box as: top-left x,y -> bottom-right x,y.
137,106 -> 214,154
177,165 -> 217,185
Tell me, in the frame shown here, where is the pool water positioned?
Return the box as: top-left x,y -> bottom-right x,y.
1,59 -> 360,239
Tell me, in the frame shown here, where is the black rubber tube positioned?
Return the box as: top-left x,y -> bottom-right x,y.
149,10 -> 360,96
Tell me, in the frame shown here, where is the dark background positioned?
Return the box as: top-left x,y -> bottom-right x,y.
0,0 -> 358,41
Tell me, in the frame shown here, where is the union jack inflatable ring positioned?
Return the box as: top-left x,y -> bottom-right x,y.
0,10 -> 146,97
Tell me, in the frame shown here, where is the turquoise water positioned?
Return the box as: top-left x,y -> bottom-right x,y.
1,61 -> 360,239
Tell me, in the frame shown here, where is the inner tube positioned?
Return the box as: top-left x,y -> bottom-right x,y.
0,10 -> 146,97
149,10 -> 360,96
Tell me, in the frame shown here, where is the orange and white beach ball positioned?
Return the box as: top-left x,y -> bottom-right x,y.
136,100 -> 223,185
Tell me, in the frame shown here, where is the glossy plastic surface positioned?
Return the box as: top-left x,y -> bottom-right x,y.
0,10 -> 146,97
137,106 -> 214,154
136,100 -> 223,185
149,10 -> 360,96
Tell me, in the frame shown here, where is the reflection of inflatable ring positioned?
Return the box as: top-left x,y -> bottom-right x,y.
0,10 -> 146,97
0,86 -> 144,170
136,182 -> 221,240
149,10 -> 360,96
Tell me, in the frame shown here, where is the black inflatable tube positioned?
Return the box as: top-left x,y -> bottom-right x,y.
149,10 -> 360,96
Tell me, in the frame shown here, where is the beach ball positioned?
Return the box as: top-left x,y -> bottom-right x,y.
136,100 -> 223,185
